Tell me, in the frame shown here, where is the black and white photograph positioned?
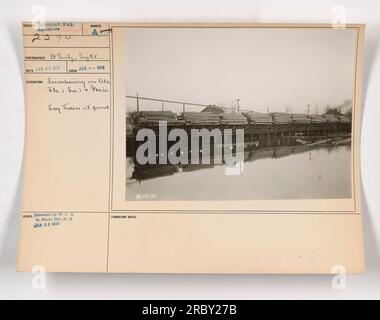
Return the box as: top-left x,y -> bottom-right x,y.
125,27 -> 357,201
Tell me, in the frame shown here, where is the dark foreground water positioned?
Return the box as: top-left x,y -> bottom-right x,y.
126,144 -> 351,201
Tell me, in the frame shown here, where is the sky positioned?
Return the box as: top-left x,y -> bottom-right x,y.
125,27 -> 357,114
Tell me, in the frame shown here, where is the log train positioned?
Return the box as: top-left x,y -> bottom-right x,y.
127,110 -> 351,128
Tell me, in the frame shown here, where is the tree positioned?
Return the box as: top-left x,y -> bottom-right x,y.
324,99 -> 352,116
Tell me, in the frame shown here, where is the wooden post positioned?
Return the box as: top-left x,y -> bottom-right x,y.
136,92 -> 140,111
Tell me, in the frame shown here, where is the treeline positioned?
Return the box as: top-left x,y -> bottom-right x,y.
324,99 -> 352,117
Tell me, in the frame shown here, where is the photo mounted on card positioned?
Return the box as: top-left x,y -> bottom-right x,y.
110,25 -> 361,213
19,23 -> 365,273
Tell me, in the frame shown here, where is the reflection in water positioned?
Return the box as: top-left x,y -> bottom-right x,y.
126,138 -> 351,201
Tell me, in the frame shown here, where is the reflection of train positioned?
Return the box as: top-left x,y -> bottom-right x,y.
127,138 -> 351,182
128,110 -> 351,127
132,163 -> 178,180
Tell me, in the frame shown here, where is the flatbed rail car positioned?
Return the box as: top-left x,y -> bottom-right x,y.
127,110 -> 351,130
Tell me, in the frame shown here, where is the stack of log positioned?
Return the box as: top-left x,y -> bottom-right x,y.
243,111 -> 272,124
272,112 -> 292,124
308,114 -> 327,123
180,112 -> 220,126
219,113 -> 248,125
128,109 -> 351,128
130,111 -> 184,126
291,113 -> 310,124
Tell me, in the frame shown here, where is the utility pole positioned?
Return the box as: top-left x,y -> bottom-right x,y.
161,102 -> 164,111
306,104 -> 311,116
236,98 -> 240,115
136,92 -> 140,111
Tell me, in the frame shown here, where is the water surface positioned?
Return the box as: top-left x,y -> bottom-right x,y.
126,144 -> 351,201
